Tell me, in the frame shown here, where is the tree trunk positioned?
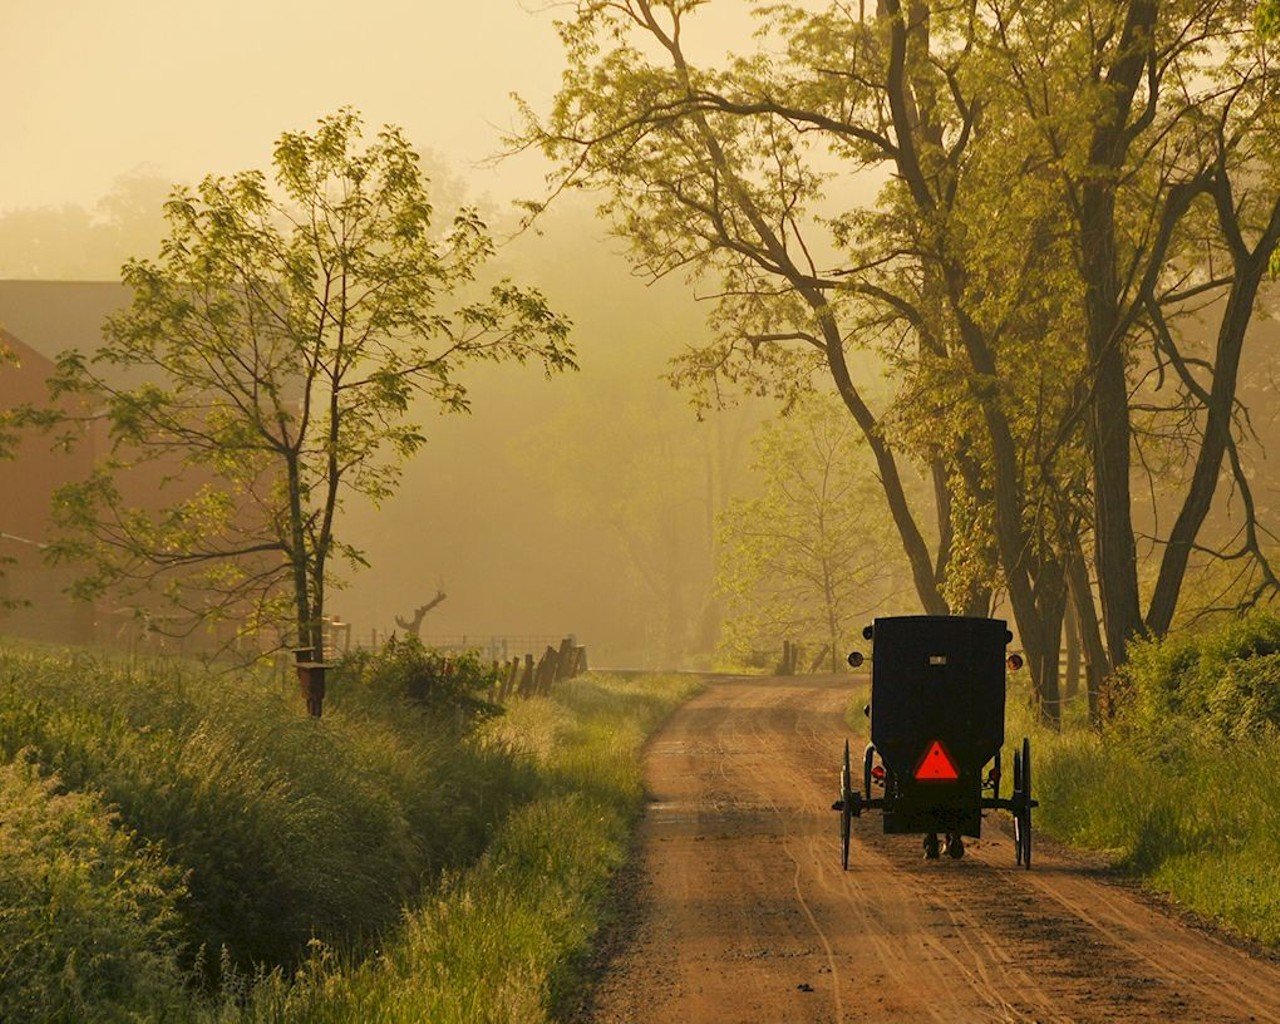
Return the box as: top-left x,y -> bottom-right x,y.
823,327 -> 950,615
1144,190 -> 1280,635
1065,538 -> 1111,728
1075,0 -> 1159,668
1029,558 -> 1066,729
1063,596 -> 1081,701
284,453 -> 317,654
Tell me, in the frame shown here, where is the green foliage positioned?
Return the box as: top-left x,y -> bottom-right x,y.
0,757 -> 189,1023
333,635 -> 501,726
0,644 -> 531,983
527,0 -> 1280,687
1117,613 -> 1280,740
1004,652 -> 1280,947
716,394 -> 910,665
233,673 -> 700,1024
43,109 -> 573,651
1261,0 -> 1280,38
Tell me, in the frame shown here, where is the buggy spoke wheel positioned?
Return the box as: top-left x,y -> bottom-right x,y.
1012,748 -> 1024,866
1019,737 -> 1033,869
841,740 -> 853,870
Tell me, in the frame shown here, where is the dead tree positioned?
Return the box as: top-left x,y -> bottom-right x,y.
394,590 -> 447,638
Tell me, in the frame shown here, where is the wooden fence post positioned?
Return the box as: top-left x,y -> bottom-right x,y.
518,654 -> 536,698
499,658 -> 519,701
537,646 -> 557,695
555,637 -> 575,682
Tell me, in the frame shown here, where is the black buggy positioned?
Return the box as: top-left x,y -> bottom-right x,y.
832,615 -> 1038,868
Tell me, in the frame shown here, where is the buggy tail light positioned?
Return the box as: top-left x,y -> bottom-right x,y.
1007,653 -> 1024,671
987,767 -> 1000,783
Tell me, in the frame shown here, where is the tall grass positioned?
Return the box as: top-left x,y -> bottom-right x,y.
0,643 -> 531,993
0,638 -> 698,1020
1003,619 -> 1280,946
233,673 -> 699,1024
0,757 -> 189,1023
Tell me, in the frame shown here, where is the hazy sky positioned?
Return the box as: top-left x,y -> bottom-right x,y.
1,1 -> 759,213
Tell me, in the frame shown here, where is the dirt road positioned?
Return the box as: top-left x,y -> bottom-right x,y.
583,675 -> 1280,1024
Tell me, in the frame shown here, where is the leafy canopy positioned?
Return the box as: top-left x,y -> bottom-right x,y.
47,110 -> 574,648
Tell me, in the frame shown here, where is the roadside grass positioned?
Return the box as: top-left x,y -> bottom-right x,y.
233,672 -> 699,1024
0,639 -> 698,1021
1005,676 -> 1280,947
0,644 -> 531,984
0,757 -> 190,1024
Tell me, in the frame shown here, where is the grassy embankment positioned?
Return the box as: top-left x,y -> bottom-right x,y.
0,640 -> 698,1023
1006,615 -> 1280,947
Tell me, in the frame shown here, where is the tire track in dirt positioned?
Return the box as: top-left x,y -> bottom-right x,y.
582,675 -> 1280,1024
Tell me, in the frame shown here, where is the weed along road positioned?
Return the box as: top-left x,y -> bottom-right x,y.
582,674 -> 1280,1024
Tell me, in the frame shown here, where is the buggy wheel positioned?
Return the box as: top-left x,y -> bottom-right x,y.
863,743 -> 876,797
1018,737 -> 1033,869
992,750 -> 1001,803
841,740 -> 853,870
1012,748 -> 1024,866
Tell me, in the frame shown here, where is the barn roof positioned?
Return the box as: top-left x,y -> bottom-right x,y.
0,280 -> 130,362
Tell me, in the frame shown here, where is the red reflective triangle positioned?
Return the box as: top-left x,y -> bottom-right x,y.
914,740 -> 959,781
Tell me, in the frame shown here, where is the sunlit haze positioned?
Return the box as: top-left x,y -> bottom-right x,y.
0,0 -> 759,212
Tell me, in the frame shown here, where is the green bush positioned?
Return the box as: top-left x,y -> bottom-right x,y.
0,756 -> 189,1023
1120,612 -> 1280,739
1003,623 -> 1280,947
332,637 -> 501,728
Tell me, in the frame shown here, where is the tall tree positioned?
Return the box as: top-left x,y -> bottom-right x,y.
986,0 -> 1280,662
523,0 -> 1077,717
45,111 -> 573,653
525,0 -> 1280,717
521,0 -> 979,622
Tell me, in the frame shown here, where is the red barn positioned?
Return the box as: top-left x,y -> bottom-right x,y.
0,281 -> 131,644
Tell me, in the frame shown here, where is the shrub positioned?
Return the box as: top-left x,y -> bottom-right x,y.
1005,642 -> 1280,947
0,756 -> 188,1024
1119,612 -> 1280,739
332,637 -> 502,728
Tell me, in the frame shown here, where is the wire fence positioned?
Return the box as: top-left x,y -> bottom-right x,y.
318,619 -> 573,664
